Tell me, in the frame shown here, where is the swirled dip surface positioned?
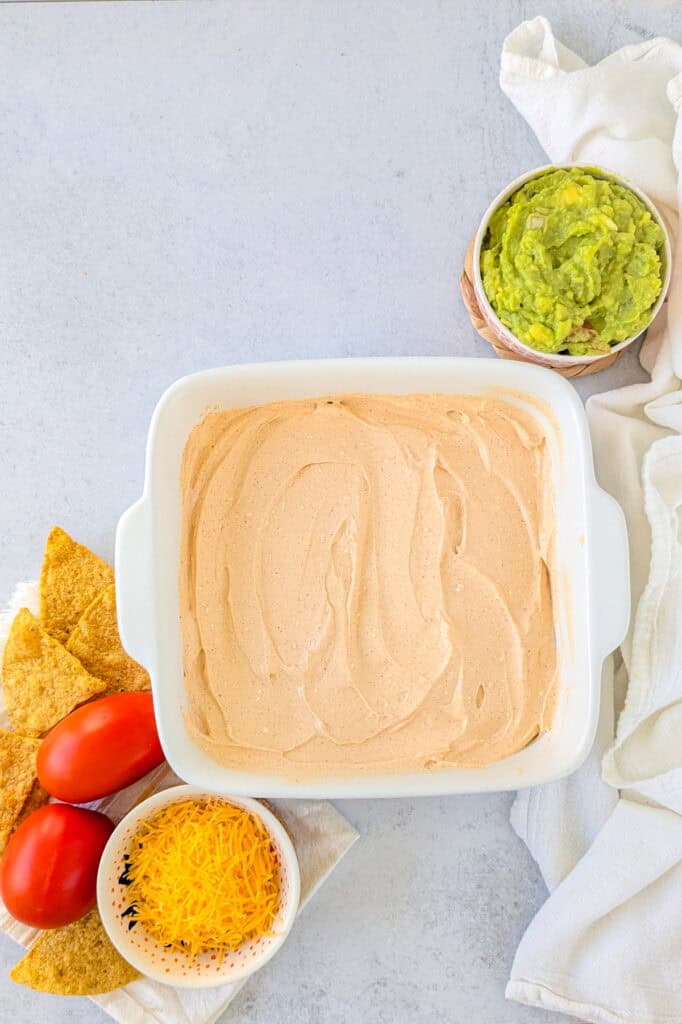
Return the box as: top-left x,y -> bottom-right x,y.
180,394 -> 557,778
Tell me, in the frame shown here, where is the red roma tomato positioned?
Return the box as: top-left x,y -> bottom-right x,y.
37,691 -> 165,803
0,804 -> 113,928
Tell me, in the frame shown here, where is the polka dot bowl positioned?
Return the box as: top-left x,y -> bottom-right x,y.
97,784 -> 300,988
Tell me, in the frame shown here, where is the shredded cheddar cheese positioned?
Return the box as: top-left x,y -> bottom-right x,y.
125,799 -> 281,958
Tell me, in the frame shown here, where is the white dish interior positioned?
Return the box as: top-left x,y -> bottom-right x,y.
116,358 -> 629,797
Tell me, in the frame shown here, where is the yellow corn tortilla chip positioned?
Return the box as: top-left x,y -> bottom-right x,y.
2,608 -> 106,736
0,729 -> 43,854
40,526 -> 114,644
14,778 -> 50,830
10,909 -> 140,995
67,584 -> 150,694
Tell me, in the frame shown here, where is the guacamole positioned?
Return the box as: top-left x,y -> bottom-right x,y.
480,167 -> 666,356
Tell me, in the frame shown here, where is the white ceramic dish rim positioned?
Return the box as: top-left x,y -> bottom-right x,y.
116,357 -> 630,798
472,162 -> 673,365
96,784 -> 301,988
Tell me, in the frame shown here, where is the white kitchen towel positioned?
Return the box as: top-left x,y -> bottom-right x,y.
497,17 -> 682,1024
0,581 -> 359,1024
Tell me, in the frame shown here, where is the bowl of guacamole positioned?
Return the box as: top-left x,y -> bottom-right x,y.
475,166 -> 670,361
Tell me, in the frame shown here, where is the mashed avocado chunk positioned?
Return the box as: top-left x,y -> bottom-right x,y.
480,167 -> 666,356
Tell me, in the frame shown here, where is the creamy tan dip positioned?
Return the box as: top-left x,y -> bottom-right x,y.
179,394 -> 558,778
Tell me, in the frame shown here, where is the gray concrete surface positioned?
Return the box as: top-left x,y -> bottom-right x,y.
1,2 -> 679,1021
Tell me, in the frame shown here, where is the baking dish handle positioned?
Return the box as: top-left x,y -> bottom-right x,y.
590,485 -> 630,660
115,498 -> 153,669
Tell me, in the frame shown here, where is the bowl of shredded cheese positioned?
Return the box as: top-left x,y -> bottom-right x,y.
96,785 -> 300,987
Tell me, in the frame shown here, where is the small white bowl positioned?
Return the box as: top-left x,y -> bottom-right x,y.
472,163 -> 673,368
97,784 -> 300,988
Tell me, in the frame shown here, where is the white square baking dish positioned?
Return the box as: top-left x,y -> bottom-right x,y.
116,358 -> 629,798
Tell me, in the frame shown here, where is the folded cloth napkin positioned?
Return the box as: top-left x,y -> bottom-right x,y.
0,581 -> 359,1024
499,17 -> 682,1024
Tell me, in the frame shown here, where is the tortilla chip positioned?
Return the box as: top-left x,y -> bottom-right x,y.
14,778 -> 50,831
10,909 -> 140,995
40,526 -> 114,644
0,729 -> 42,854
67,585 -> 150,694
2,608 -> 106,736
